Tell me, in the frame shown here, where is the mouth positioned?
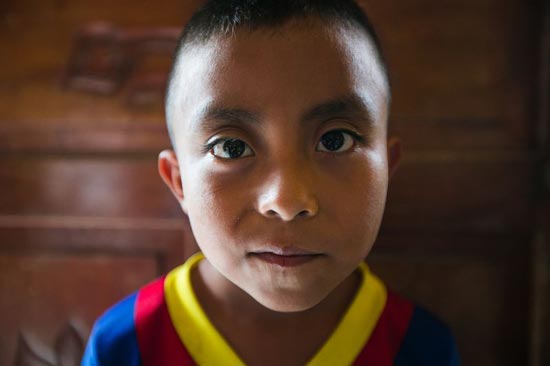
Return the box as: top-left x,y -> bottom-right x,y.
248,247 -> 325,267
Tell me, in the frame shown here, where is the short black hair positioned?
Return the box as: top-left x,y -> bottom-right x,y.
166,0 -> 389,144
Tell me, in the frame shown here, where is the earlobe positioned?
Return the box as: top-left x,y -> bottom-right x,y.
387,137 -> 402,180
158,149 -> 185,204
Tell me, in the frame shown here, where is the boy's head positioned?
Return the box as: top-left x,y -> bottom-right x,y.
159,0 -> 400,312
165,0 -> 391,142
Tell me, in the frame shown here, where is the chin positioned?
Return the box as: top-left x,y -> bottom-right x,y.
252,290 -> 327,313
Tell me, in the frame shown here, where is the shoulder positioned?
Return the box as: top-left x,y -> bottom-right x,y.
81,291 -> 141,366
392,295 -> 460,366
81,277 -> 167,366
354,288 -> 460,366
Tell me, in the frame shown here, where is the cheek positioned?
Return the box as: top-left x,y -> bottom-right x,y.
183,163 -> 249,241
322,151 -> 388,233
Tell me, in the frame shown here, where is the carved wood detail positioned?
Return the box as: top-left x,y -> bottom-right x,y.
63,22 -> 181,106
15,323 -> 85,366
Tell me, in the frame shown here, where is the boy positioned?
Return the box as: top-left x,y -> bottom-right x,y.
82,1 -> 460,365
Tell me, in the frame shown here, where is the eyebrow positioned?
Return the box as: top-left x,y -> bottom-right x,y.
300,93 -> 374,125
191,104 -> 261,132
191,93 -> 374,131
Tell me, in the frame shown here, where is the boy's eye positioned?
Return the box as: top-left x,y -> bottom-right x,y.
210,138 -> 253,159
316,130 -> 356,153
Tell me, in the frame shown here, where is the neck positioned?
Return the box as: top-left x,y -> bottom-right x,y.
192,258 -> 362,329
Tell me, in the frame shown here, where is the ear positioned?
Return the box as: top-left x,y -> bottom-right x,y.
158,149 -> 185,207
387,137 -> 402,180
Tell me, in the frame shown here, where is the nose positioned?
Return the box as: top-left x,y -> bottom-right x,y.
257,160 -> 319,221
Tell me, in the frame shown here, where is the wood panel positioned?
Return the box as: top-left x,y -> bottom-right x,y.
0,223 -> 189,366
531,226 -> 550,366
531,0 -> 550,362
0,0 -> 541,153
0,0 -> 203,80
369,234 -> 531,366
0,155 -> 535,232
364,0 -> 538,149
0,224 -> 190,267
0,254 -> 157,366
0,157 -> 180,217
384,151 -> 536,232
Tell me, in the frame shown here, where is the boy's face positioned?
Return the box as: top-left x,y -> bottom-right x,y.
162,19 -> 397,312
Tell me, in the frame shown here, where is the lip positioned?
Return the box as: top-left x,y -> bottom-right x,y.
248,247 -> 324,267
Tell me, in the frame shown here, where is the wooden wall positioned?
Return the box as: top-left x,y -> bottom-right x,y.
0,0 -> 548,365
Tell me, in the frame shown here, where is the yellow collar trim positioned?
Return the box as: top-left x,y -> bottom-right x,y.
164,252 -> 387,366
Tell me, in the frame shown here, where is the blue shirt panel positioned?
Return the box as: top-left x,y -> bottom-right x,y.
394,306 -> 460,366
81,292 -> 141,366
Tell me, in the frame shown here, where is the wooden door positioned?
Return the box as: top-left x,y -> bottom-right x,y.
0,1 -> 548,365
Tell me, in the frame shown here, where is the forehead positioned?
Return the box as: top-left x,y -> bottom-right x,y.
168,20 -> 388,134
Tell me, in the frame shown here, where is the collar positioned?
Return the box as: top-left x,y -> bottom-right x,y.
164,252 -> 387,366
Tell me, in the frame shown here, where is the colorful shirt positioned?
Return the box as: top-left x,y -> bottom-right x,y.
82,253 -> 459,366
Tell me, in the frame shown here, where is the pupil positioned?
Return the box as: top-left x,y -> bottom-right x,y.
223,139 -> 245,158
321,131 -> 344,151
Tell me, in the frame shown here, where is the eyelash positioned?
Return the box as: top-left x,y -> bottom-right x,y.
202,129 -> 365,157
330,129 -> 365,144
202,137 -> 233,155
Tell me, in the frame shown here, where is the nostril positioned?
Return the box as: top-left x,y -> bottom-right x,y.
264,208 -> 311,220
258,191 -> 319,221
